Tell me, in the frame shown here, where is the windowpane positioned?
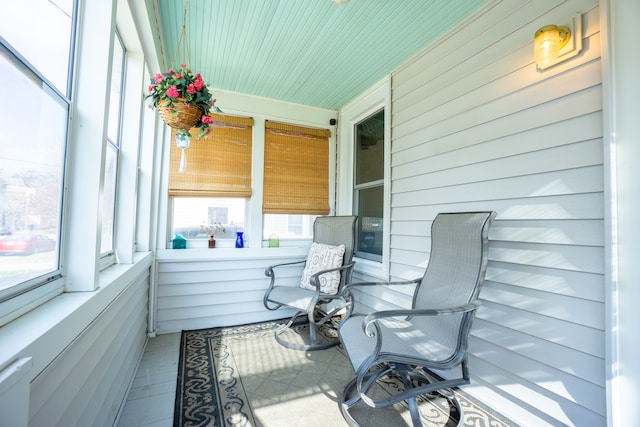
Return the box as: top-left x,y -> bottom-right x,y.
354,109 -> 385,261
356,186 -> 384,257
107,38 -> 124,143
355,110 -> 384,184
0,44 -> 66,294
100,35 -> 124,256
101,145 -> 117,254
0,0 -> 74,94
172,198 -> 246,242
263,214 -> 317,239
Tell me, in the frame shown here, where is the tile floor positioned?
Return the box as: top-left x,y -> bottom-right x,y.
117,333 -> 181,427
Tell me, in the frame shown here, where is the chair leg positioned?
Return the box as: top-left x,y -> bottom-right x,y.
339,364 -> 467,427
399,367 -> 423,427
273,311 -> 341,351
339,377 -> 362,427
434,388 -> 465,427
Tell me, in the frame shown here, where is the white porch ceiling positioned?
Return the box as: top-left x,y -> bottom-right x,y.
151,0 -> 488,110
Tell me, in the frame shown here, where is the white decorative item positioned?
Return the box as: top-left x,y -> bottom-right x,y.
176,133 -> 190,173
300,242 -> 346,294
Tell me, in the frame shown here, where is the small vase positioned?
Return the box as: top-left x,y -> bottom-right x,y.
208,236 -> 215,248
235,232 -> 244,248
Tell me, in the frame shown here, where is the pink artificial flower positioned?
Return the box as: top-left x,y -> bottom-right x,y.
148,85 -> 155,93
184,103 -> 191,108
166,85 -> 179,98
188,84 -> 197,94
172,73 -> 182,79
196,73 -> 202,80
194,80 -> 204,91
181,63 -> 186,68
154,73 -> 164,84
201,115 -> 212,125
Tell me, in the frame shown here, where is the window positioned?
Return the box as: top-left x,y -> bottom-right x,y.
173,198 -> 246,242
169,114 -> 253,246
0,0 -> 74,299
262,121 -> 330,240
101,33 -> 125,257
0,0 -> 74,94
354,109 -> 384,261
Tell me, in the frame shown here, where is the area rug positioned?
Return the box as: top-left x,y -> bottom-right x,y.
173,321 -> 519,427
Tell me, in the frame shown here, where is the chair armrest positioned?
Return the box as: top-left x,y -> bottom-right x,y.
362,301 -> 481,336
308,261 -> 356,291
263,259 -> 307,310
343,278 -> 421,292
340,279 -> 421,320
264,259 -> 306,278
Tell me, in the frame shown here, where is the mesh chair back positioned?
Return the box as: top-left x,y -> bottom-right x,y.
414,212 -> 494,310
313,215 -> 357,288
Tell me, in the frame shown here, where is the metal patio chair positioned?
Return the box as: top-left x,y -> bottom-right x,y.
263,215 -> 357,351
338,211 -> 496,426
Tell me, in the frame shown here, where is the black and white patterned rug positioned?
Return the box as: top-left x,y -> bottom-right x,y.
174,321 -> 518,427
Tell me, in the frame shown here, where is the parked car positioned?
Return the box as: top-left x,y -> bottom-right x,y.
0,233 -> 56,255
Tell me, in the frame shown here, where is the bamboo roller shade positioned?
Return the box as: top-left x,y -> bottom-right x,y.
169,114 -> 253,198
263,121 -> 331,215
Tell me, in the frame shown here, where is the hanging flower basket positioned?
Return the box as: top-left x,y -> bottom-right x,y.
146,6 -> 222,139
146,64 -> 222,139
158,96 -> 203,130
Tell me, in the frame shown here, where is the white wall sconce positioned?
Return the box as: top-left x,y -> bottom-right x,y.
534,13 -> 583,70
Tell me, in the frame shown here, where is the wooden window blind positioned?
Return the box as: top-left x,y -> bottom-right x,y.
263,121 -> 331,215
168,114 -> 253,198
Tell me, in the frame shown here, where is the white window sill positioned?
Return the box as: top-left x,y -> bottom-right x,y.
155,246 -> 310,262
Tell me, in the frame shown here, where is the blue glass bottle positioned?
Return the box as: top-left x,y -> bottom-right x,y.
235,231 -> 244,248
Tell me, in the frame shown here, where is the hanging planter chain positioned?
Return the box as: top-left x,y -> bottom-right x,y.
172,6 -> 192,70
146,1 -> 220,145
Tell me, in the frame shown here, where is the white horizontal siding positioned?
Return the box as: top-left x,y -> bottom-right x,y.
363,1 -> 605,426
29,269 -> 149,427
154,250 -> 307,333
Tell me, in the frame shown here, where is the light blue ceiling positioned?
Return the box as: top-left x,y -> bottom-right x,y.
152,0 -> 487,111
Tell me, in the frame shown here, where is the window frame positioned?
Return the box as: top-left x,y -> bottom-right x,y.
0,0 -> 77,322
336,78 -> 391,279
353,108 -> 385,262
101,31 -> 126,263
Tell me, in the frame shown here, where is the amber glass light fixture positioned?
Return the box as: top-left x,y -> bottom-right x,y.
534,24 -> 571,69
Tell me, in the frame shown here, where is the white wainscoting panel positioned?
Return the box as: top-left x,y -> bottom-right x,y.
154,248 -> 308,333
28,269 -> 149,427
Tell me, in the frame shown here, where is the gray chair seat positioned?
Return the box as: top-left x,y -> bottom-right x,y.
340,314 -> 463,373
265,285 -> 316,312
